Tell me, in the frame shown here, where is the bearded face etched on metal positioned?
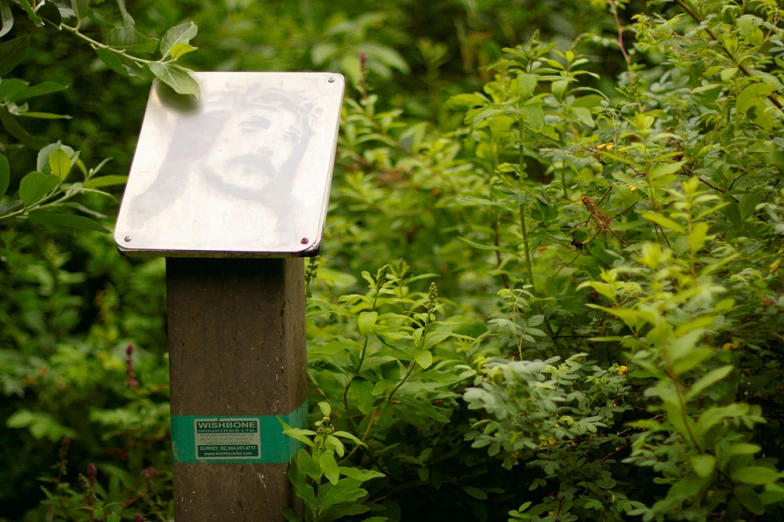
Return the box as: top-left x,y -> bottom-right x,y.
114,72 -> 345,257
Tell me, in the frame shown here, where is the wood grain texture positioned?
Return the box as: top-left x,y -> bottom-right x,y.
167,258 -> 306,521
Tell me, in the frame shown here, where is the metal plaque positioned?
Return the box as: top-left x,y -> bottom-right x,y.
114,72 -> 345,257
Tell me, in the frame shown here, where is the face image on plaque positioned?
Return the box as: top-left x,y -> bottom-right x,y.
201,90 -> 312,201
115,73 -> 344,256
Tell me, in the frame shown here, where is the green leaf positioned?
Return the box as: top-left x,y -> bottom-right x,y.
690,455 -> 715,478
148,63 -> 201,98
358,311 -> 378,337
692,84 -> 722,96
0,78 -> 27,100
577,281 -> 615,300
320,451 -> 340,485
339,467 -> 384,481
48,148 -> 72,181
0,36 -> 28,77
279,420 -> 315,447
695,403 -> 748,439
27,213 -> 108,233
415,350 -> 433,369
6,409 -> 34,428
687,365 -> 733,400
311,42 -> 337,65
116,0 -> 135,26
0,107 -> 46,149
732,467 -> 780,485
320,478 -> 367,511
517,73 -> 537,98
735,486 -> 765,515
347,378 -> 374,414
17,112 -> 71,120
107,26 -> 158,54
586,304 -> 651,329
9,81 -> 68,103
339,54 -> 361,86
0,152 -> 8,197
462,486 -> 488,500
552,79 -> 568,99
70,0 -> 89,21
720,67 -> 738,82
520,103 -> 544,130
37,1 -> 60,25
423,329 -> 451,350
6,409 -> 75,441
725,444 -> 761,457
169,42 -> 197,60
160,22 -> 198,58
572,106 -> 595,127
668,475 -> 708,500
689,222 -> 709,254
82,175 -> 128,188
739,190 -> 763,220
457,236 -> 505,251
649,161 -> 686,179
760,488 -> 784,506
671,348 -> 712,375
19,171 -> 58,206
446,92 -> 487,110
572,94 -> 606,108
737,83 -> 777,113
94,48 -> 130,76
0,2 -> 14,39
642,212 -> 685,233
37,143 -> 77,176
296,449 -> 322,481
332,431 -> 363,446
362,42 -> 409,73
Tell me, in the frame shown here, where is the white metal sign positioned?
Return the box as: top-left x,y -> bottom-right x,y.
114,72 -> 344,257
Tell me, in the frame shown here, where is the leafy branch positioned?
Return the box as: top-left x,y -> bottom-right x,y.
674,0 -> 784,112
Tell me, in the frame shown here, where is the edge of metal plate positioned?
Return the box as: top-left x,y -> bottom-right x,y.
114,71 -> 344,258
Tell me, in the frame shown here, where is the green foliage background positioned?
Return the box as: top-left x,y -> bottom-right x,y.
1,0 -> 784,521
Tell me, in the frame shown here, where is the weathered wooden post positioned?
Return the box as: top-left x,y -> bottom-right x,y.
114,72 -> 344,521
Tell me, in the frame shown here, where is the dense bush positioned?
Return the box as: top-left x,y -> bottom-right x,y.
2,0 -> 784,521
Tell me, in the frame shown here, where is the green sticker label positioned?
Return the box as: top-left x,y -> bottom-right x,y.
194,419 -> 261,459
171,402 -> 307,464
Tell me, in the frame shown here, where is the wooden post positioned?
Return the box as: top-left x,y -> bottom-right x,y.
166,257 -> 307,521
114,72 -> 343,520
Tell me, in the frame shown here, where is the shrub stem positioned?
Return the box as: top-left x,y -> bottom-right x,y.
517,121 -> 557,341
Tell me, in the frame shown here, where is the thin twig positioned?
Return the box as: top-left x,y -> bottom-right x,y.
59,24 -> 155,66
609,0 -> 632,71
492,155 -> 510,289
611,201 -> 639,220
341,407 -> 378,463
517,123 -> 558,341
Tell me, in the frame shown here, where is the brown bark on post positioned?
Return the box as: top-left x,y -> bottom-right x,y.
166,257 -> 306,521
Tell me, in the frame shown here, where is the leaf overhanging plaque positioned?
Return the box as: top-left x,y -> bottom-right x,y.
114,72 -> 345,257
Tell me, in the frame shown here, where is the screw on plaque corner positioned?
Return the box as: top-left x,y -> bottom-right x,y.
328,77 -> 335,83
301,238 -> 309,245
124,236 -> 132,242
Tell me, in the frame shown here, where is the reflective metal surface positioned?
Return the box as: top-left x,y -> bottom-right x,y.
114,72 -> 345,257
